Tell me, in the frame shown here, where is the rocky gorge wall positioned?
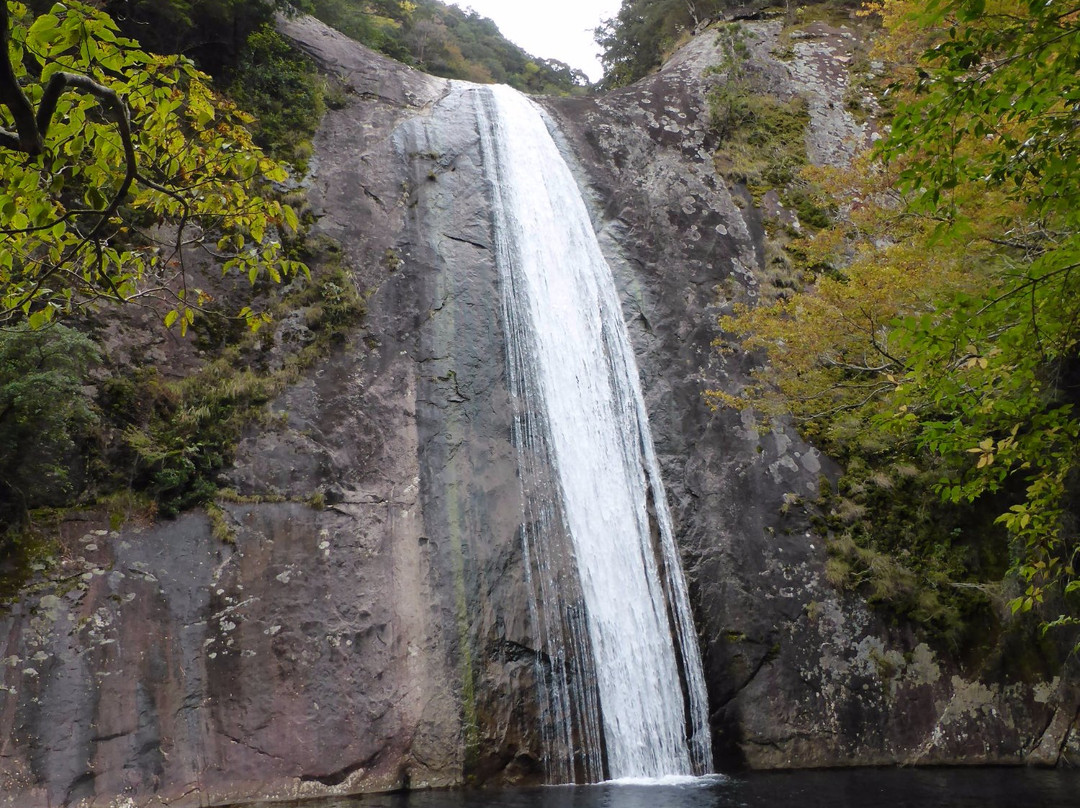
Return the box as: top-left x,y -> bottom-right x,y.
1,10 -> 1077,808
541,17 -> 1080,769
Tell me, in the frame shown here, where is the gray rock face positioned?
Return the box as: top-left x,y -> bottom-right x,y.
1,504 -> 460,807
1,13 -> 1076,808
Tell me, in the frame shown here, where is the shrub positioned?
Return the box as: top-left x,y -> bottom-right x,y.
0,326 -> 98,520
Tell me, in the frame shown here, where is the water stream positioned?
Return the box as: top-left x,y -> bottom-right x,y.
473,83 -> 712,782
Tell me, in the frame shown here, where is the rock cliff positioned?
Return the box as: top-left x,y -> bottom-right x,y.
543,16 -> 1079,770
1,11 -> 1076,808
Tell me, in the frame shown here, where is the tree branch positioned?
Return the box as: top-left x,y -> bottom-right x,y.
39,71 -> 138,221
0,2 -> 44,153
2,58 -> 139,313
0,126 -> 21,149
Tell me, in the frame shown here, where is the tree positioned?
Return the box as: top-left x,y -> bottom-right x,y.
596,0 -> 723,88
0,0 -> 304,332
875,0 -> 1080,626
82,0 -> 300,76
713,0 -> 1080,638
407,16 -> 447,66
0,324 -> 97,518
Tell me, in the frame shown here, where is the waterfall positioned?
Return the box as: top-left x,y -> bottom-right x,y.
473,84 -> 713,782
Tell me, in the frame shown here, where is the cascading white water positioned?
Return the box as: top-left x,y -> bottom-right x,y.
474,83 -> 713,781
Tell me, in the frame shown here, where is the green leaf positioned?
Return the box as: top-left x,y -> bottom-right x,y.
27,309 -> 50,329
27,13 -> 61,46
283,205 -> 299,233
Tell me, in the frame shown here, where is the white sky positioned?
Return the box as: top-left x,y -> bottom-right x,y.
453,1 -> 624,82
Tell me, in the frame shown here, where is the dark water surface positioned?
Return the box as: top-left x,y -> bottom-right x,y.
239,769 -> 1080,808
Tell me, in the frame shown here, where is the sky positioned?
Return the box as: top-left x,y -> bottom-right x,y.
452,1 -> 624,83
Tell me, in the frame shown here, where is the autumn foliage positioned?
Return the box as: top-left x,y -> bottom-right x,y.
713,0 -> 1080,640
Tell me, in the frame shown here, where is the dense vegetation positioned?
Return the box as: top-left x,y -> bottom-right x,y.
0,0 -> 365,567
0,1 -> 304,330
713,0 -> 1080,647
306,0 -> 589,93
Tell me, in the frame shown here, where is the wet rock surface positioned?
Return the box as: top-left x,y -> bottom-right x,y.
1,12 -> 1076,808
